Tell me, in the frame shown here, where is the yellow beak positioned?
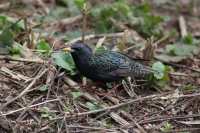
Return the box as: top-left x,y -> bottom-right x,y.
63,47 -> 74,52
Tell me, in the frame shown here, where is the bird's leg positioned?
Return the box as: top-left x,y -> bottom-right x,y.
99,82 -> 121,100
106,82 -> 113,89
129,77 -> 139,97
122,77 -> 138,98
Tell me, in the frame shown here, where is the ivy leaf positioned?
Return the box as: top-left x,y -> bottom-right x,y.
71,91 -> 82,99
166,44 -> 176,55
37,40 -> 51,54
86,102 -> 100,111
166,44 -> 199,56
0,15 -> 24,31
38,85 -> 48,92
8,42 -> 23,55
40,107 -> 50,113
52,52 -> 76,75
152,61 -> 165,79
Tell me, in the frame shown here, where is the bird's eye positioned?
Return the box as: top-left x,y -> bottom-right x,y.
75,47 -> 81,50
72,47 -> 78,50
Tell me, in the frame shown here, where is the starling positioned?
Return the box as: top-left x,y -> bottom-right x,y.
64,43 -> 153,82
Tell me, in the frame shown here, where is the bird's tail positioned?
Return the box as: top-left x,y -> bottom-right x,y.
130,62 -> 154,78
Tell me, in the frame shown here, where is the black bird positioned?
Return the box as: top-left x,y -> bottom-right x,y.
64,43 -> 153,82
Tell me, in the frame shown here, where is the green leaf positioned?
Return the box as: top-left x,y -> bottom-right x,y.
65,30 -> 82,41
40,107 -> 50,113
38,85 -> 48,92
94,46 -> 107,54
71,91 -> 82,99
52,52 -> 76,75
9,47 -> 21,55
166,43 -> 199,56
182,84 -> 197,91
152,61 -> 165,79
160,122 -> 173,132
182,34 -> 193,45
113,1 -> 131,16
0,29 -> 14,46
133,2 -> 151,16
9,41 -> 24,55
40,107 -> 55,120
0,15 -> 24,30
86,102 -> 99,111
166,44 -> 176,55
41,113 -> 49,118
6,16 -> 25,30
37,40 -> 51,54
74,0 -> 86,9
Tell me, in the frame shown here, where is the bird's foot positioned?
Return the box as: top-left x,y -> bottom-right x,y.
122,77 -> 138,98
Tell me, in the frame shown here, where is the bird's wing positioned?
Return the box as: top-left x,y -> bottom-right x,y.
91,51 -> 154,78
89,52 -> 131,77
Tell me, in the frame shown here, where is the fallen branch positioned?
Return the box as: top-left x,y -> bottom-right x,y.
55,92 -> 200,119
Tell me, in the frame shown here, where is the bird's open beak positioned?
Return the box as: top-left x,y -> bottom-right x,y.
63,47 -> 74,53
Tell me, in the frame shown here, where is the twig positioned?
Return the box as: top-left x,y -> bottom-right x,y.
179,16 -> 187,38
165,128 -> 200,133
96,36 -> 106,47
154,33 -> 170,46
110,112 -> 130,126
36,0 -> 49,14
81,4 -> 88,42
0,55 -> 45,64
63,76 -> 80,89
65,125 -> 117,132
52,15 -> 82,26
0,98 -> 59,116
120,111 -> 147,133
169,72 -> 191,77
0,69 -> 48,110
45,66 -> 57,102
65,32 -> 124,45
0,2 -> 10,10
0,66 -> 31,81
138,114 -> 200,124
16,96 -> 42,121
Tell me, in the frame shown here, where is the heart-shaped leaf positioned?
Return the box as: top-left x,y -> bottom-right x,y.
52,52 -> 76,75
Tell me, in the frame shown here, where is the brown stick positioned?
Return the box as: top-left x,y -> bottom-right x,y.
1,98 -> 59,116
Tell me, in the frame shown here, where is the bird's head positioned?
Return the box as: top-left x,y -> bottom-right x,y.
63,43 -> 93,57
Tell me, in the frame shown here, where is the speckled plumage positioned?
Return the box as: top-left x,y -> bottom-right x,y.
69,43 -> 152,82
